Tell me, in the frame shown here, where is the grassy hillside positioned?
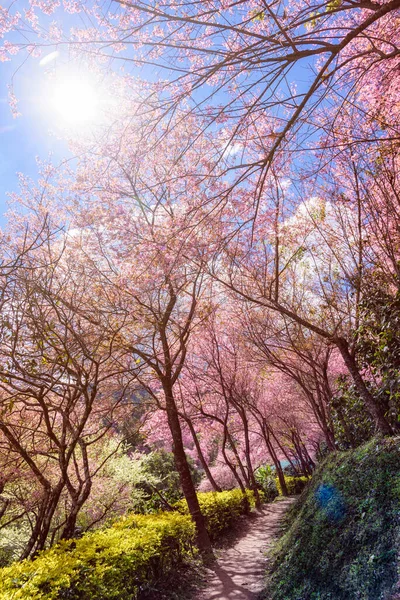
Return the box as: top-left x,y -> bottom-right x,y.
267,437 -> 400,600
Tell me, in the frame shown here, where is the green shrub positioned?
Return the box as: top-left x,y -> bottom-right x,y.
329,375 -> 375,450
0,489 -> 258,600
175,489 -> 255,541
0,512 -> 195,600
255,465 -> 279,502
275,475 -> 309,495
136,449 -> 202,511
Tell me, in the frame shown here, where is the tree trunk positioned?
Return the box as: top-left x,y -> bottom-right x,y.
270,429 -> 298,474
291,431 -> 314,476
311,382 -> 336,451
336,337 -> 392,435
221,428 -> 247,495
61,481 -> 92,540
22,483 -> 64,559
226,429 -> 251,488
163,382 -> 213,557
261,421 -> 288,496
184,416 -> 222,492
239,409 -> 261,507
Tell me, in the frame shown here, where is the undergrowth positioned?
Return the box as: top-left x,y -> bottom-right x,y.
266,436 -> 400,600
175,489 -> 255,541
0,489 -> 255,600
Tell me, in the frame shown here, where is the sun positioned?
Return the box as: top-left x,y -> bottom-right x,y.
50,73 -> 99,126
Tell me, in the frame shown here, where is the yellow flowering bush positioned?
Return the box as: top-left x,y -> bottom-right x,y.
0,489 -> 259,599
0,512 -> 195,600
175,489 -> 256,541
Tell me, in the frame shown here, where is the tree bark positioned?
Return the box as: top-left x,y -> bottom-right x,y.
226,429 -> 251,488
238,407 -> 261,507
163,381 -> 213,557
184,416 -> 222,492
261,421 -> 288,496
336,337 -> 392,435
221,426 -> 247,495
61,481 -> 92,540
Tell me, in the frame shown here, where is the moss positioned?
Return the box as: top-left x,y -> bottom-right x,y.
267,437 -> 400,600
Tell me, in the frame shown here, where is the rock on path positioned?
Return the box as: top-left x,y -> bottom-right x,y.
193,497 -> 295,600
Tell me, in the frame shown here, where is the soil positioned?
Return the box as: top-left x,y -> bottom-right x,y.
192,497 -> 295,600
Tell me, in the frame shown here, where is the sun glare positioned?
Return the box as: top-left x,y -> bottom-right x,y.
50,74 -> 99,126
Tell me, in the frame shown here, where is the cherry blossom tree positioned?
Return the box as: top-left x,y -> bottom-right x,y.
210,174 -> 394,434
0,228 -> 135,557
0,4 -> 398,562
2,0 -> 399,212
242,306 -> 340,450
175,305 -> 323,494
31,107 -> 227,554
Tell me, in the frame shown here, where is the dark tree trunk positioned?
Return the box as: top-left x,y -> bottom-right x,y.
22,501 -> 47,559
22,483 -> 64,559
239,408 -> 261,507
61,480 -> 92,540
311,383 -> 336,451
61,508 -> 80,541
222,425 -> 247,494
226,429 -> 251,488
270,429 -> 298,474
184,416 -> 222,492
336,337 -> 392,435
261,421 -> 288,496
197,408 -> 247,496
291,431 -> 314,476
163,382 -> 213,556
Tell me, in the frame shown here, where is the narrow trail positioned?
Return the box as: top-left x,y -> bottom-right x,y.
193,497 -> 295,600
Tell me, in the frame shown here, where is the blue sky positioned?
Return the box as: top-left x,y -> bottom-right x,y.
0,1 -> 315,228
0,53 -> 72,224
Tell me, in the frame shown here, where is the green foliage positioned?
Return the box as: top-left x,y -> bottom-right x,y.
0,489 -> 257,599
255,465 -> 279,502
267,437 -> 400,600
356,283 -> 400,427
135,449 -> 202,512
275,475 -> 309,496
101,447 -> 202,515
0,512 -> 195,600
330,376 -> 375,450
0,523 -> 30,567
175,489 -> 255,542
330,282 -> 400,450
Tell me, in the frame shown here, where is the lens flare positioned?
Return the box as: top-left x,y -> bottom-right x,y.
50,74 -> 99,126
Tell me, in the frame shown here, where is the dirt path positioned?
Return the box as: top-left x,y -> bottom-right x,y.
193,497 -> 295,600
